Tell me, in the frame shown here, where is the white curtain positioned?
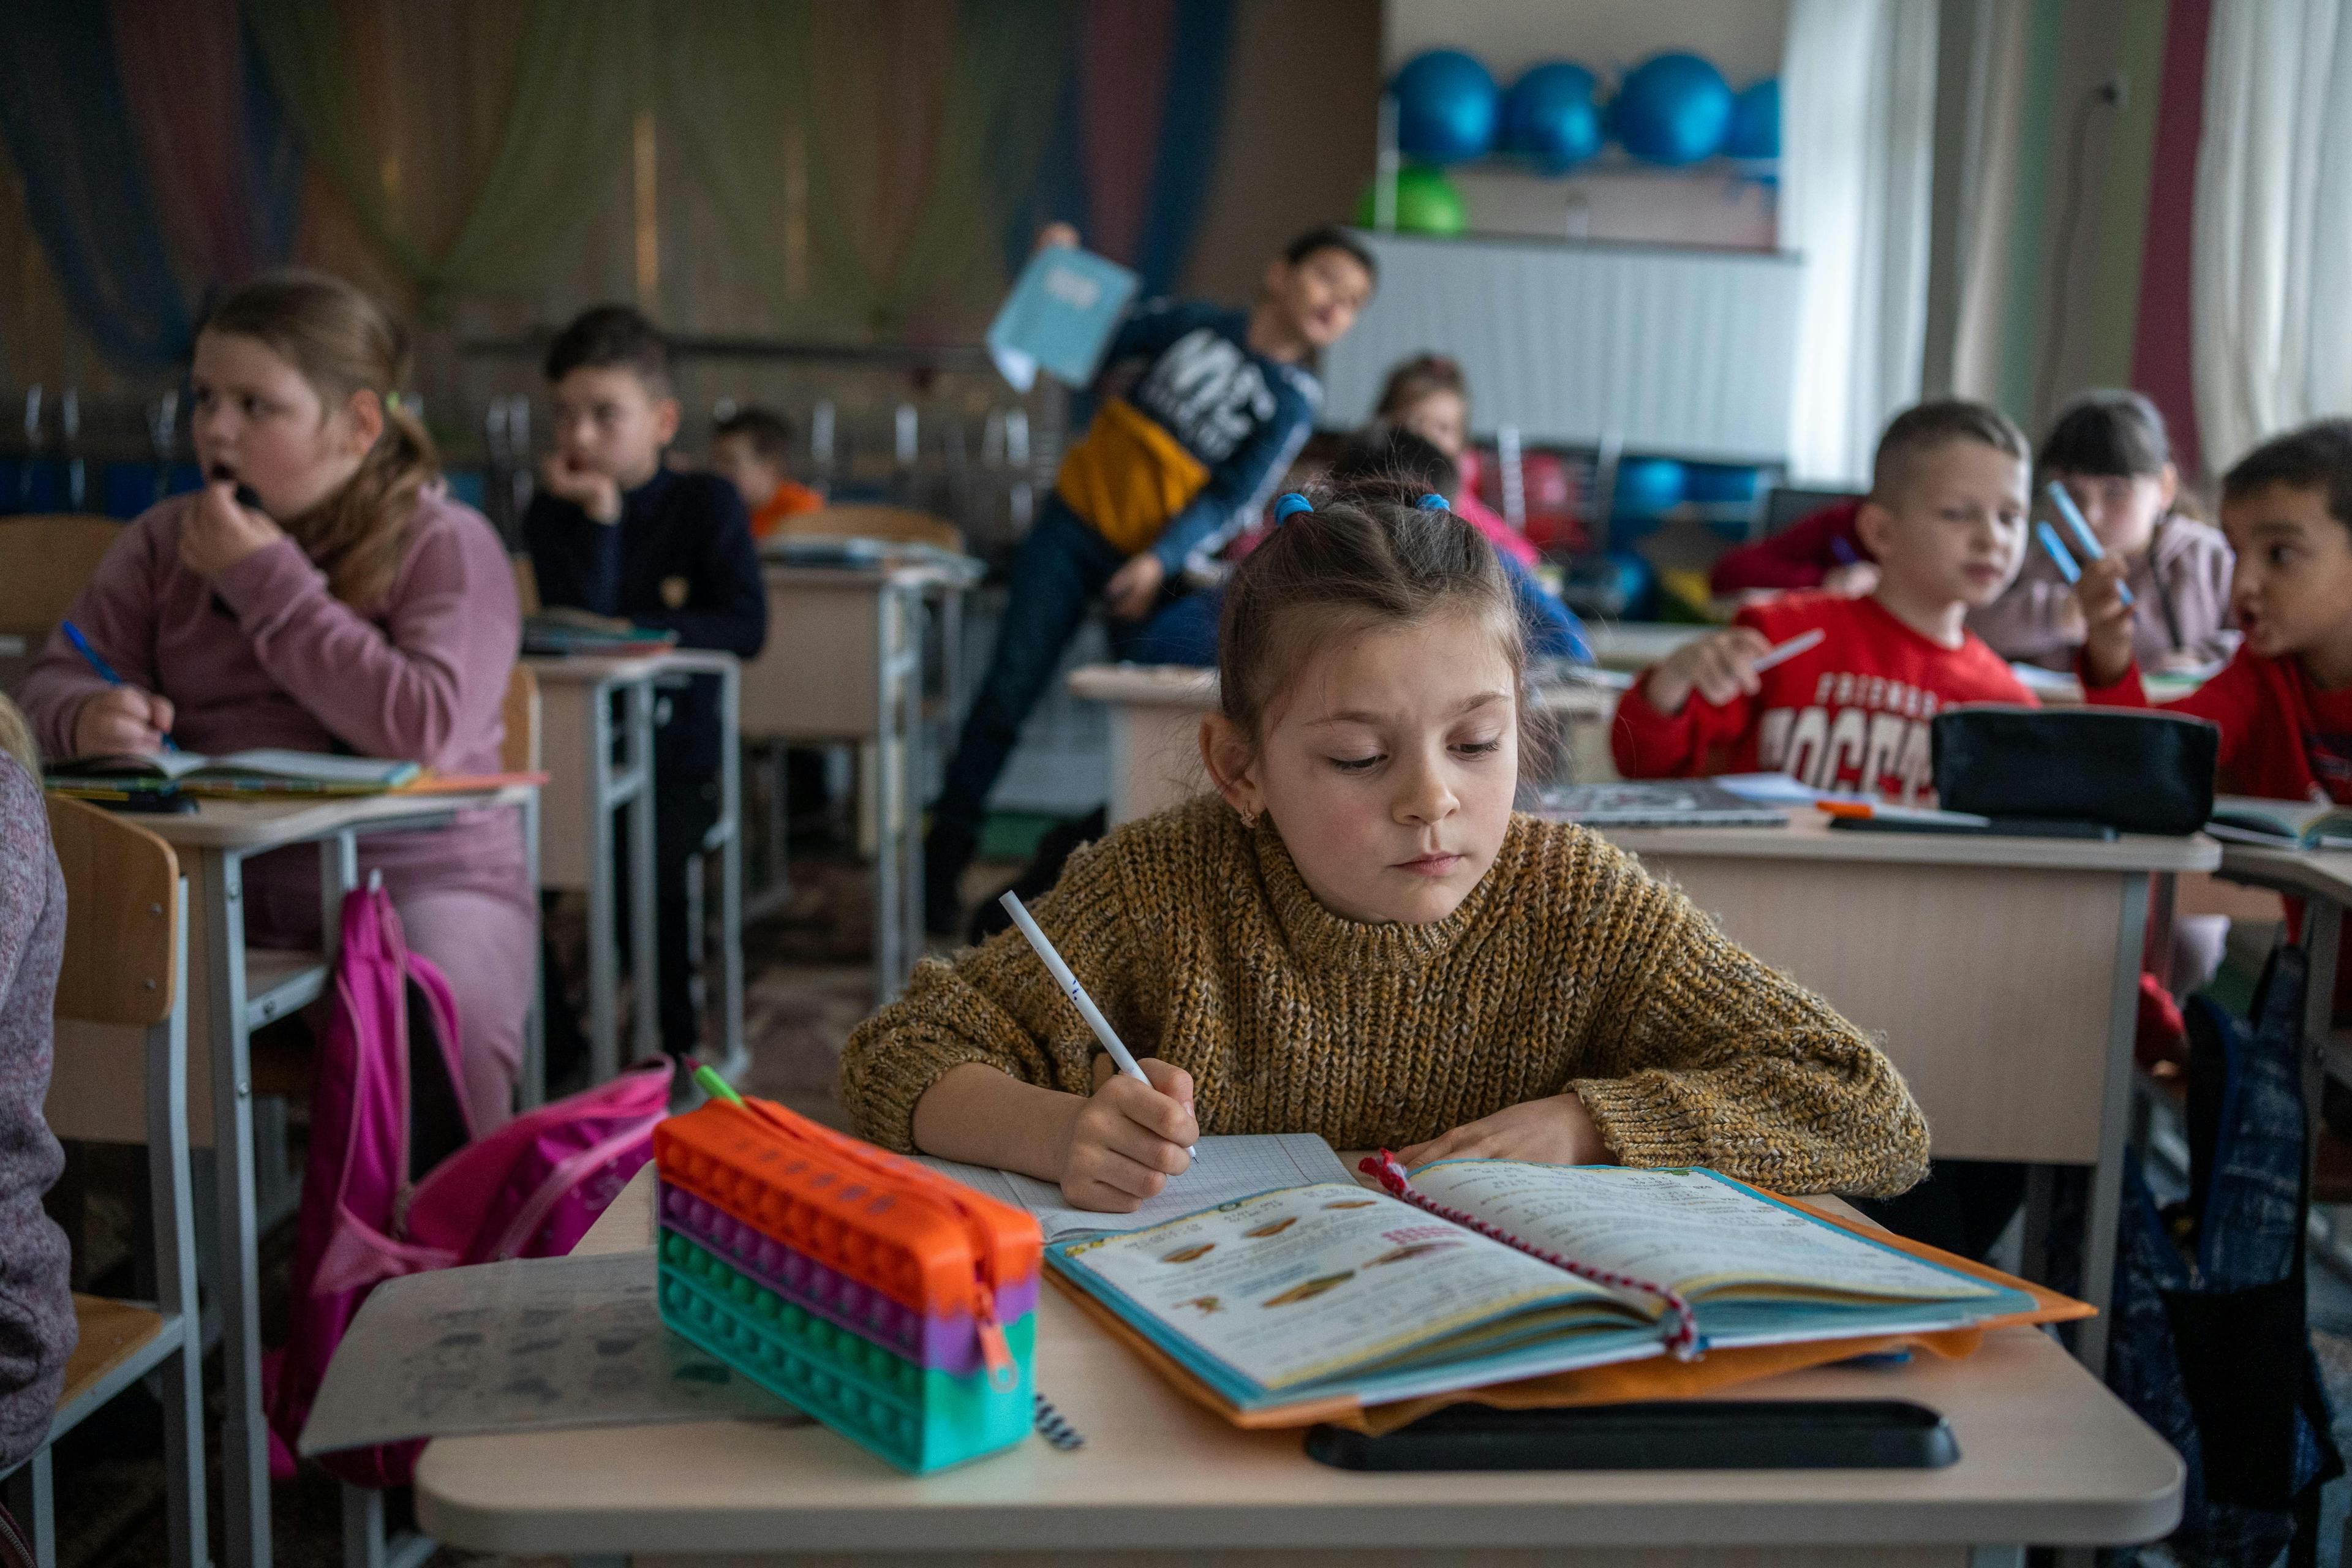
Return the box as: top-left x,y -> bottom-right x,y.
1781,0 -> 1942,485
2193,0 -> 2352,471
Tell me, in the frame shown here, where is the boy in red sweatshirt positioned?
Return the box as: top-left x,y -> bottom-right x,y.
2080,420 -> 2352,1010
1613,401 -> 2038,800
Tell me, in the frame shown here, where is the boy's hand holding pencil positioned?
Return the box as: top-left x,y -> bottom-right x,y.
1643,626 -> 1822,714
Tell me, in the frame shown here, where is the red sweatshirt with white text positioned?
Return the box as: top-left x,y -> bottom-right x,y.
1610,592 -> 2038,802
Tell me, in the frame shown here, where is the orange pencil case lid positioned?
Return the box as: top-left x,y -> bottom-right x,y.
655,1098 -> 1043,1321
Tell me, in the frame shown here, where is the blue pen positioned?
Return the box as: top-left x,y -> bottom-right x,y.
2043,483 -> 2135,606
2034,520 -> 2082,583
60,620 -> 178,752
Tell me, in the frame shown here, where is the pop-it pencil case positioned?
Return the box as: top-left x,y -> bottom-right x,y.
653,1096 -> 1042,1472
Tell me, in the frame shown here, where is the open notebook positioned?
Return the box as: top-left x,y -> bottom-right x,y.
48,748 -> 420,796
919,1134 -> 1352,1244
1046,1159 -> 2040,1414
2206,794 -> 2352,850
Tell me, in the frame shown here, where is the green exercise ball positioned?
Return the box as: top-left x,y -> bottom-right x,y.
1355,165 -> 1468,236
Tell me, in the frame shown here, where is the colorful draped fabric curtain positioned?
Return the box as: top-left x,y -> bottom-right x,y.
0,0 -> 300,368
245,0 -> 649,315
1014,0 -> 1237,300
1,0 -> 1241,364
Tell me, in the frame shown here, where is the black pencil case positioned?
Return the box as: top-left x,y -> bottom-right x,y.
1932,706 -> 2217,836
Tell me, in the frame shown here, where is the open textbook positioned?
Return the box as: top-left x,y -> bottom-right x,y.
48,747 -> 420,796
919,1134 -> 1353,1243
1047,1160 -> 2038,1413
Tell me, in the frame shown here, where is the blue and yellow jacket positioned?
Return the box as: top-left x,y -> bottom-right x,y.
1055,300 -> 1319,573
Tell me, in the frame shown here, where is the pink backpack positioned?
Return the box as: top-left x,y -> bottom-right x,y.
263,883 -> 673,1485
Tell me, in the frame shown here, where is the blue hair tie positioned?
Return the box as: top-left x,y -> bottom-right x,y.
1417,493 -> 1449,511
1273,492 -> 1313,522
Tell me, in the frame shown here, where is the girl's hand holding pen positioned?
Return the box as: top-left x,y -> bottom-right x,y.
2075,552 -> 2138,688
74,684 -> 176,757
1057,1055 -> 1197,1212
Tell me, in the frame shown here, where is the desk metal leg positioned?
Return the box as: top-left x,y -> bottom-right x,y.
2301,900 -> 2343,1191
624,679 -> 660,1065
2076,871 -> 2152,1377
204,851 -> 270,1568
902,589 -> 927,993
520,790 -> 546,1109
872,594 -> 902,1006
585,684 -> 619,1084
717,664 -> 745,1075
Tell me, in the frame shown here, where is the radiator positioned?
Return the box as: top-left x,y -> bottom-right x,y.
1321,230 -> 1804,464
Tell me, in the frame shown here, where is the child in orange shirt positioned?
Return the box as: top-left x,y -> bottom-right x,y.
710,407 -> 823,540
1613,401 -> 2038,800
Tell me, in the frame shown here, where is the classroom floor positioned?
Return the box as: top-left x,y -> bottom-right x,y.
41,845 -> 2352,1567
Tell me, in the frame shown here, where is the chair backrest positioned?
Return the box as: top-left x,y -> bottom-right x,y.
44,793 -> 178,1028
501,662 -> 541,772
0,514 -> 124,638
511,552 -> 541,616
778,504 -> 963,554
1758,486 -> 1865,538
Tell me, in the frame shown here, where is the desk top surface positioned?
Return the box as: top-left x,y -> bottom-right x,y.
1066,662 -> 1615,718
135,783 -> 532,850
2217,841 -> 2352,903
413,1164 -> 2180,1557
1594,809 -> 2220,873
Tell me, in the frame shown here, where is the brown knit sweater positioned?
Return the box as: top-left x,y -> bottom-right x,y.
842,797 -> 1929,1197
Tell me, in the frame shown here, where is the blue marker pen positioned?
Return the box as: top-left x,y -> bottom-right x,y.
2034,521 -> 2081,584
61,620 -> 179,753
2044,483 -> 2134,606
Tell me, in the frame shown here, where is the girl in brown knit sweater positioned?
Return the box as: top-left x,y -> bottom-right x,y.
843,482 -> 1930,1211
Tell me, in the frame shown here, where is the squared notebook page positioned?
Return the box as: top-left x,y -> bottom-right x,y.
919,1134 -> 1352,1243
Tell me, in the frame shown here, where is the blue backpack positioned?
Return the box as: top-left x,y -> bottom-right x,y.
2108,943 -> 2343,1566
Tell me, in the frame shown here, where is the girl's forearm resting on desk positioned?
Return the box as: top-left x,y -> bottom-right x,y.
911,1063 -> 1081,1181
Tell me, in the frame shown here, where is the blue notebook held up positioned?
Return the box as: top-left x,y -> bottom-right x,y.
987,245 -> 1140,393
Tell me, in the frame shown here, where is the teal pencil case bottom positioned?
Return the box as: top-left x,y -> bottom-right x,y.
658,1232 -> 1034,1474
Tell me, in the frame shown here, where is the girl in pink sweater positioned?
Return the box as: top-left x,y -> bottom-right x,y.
19,271 -> 531,1129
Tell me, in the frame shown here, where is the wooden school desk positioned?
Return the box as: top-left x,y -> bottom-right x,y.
1594,815 -> 2217,1376
1068,663 -> 1621,824
529,649 -> 748,1085
413,1163 -> 2182,1567
43,785 -> 538,1568
741,558 -> 976,1005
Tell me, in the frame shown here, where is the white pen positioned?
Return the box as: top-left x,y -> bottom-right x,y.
1749,626 -> 1826,674
998,891 -> 1195,1157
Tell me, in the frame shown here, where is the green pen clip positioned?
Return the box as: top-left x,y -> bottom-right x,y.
692,1063 -> 744,1106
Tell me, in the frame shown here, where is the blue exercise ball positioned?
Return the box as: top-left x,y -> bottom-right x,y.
1612,52 -> 1733,166
1502,62 -> 1604,173
1612,456 -> 1687,522
1602,549 -> 1660,620
1727,78 -> 1780,160
1392,50 -> 1500,164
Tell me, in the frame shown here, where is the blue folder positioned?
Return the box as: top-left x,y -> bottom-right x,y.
987,245 -> 1140,393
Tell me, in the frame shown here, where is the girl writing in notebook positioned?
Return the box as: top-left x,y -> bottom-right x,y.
18,271 -> 532,1129
841,479 -> 1929,1211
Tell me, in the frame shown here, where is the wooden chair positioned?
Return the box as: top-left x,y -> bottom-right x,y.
774,504 -> 963,554
510,552 -> 541,617
6,797 -> 204,1568
502,662 -> 543,773
0,514 -> 123,639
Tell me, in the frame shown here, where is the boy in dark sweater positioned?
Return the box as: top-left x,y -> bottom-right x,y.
526,305 -> 766,1060
926,224 -> 1377,932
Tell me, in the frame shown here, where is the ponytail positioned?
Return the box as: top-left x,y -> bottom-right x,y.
201,270 -> 440,612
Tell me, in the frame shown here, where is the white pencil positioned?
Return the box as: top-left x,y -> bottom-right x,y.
999,891 -> 1194,1156
1749,627 -> 1826,674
